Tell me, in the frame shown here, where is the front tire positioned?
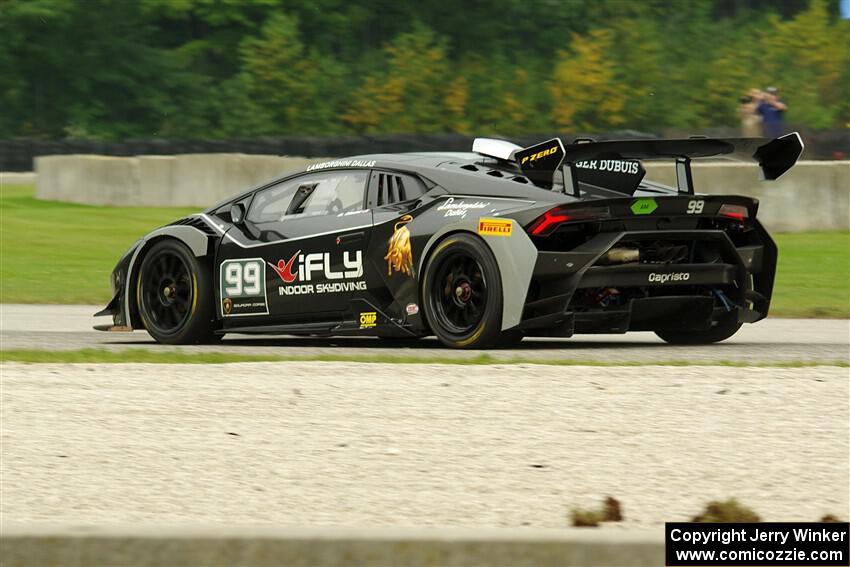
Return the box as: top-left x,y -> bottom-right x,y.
422,233 -> 508,349
136,239 -> 217,344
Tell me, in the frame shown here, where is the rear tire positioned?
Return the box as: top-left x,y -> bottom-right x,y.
136,239 -> 217,344
422,233 -> 508,349
654,315 -> 742,345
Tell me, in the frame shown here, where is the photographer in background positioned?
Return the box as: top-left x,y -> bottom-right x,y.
757,86 -> 787,138
739,88 -> 763,137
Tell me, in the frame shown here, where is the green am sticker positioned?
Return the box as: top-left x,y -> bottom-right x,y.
630,198 -> 658,215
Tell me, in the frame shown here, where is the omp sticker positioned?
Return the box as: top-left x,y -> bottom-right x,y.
359,311 -> 377,328
478,218 -> 512,236
219,258 -> 269,316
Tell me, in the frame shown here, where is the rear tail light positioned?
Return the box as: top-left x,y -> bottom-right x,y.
718,204 -> 749,221
528,206 -> 609,236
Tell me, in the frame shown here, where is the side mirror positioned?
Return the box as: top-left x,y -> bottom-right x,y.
230,203 -> 246,225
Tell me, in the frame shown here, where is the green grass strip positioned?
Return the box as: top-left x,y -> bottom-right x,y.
0,348 -> 846,367
1,184 -> 848,317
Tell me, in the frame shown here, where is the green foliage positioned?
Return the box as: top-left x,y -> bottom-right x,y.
235,12 -> 340,135
551,29 -> 625,131
569,496 -> 624,527
759,0 -> 850,128
606,16 -> 666,131
1,0 -> 848,138
0,349 -> 843,366
691,499 -> 762,523
344,25 -> 454,133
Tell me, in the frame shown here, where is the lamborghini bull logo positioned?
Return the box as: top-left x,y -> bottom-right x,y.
384,214 -> 414,277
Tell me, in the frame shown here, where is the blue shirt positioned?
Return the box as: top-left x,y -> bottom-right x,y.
758,101 -> 785,138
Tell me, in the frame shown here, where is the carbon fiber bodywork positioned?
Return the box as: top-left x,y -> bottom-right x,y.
521,198 -> 776,336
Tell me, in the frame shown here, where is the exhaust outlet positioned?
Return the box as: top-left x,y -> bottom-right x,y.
601,247 -> 640,265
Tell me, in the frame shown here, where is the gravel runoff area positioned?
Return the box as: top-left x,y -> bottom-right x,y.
1,362 -> 848,529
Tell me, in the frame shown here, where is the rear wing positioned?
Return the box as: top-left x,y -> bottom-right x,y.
473,133 -> 804,196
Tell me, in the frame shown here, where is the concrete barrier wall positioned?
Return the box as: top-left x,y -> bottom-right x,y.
34,155 -> 141,206
35,154 -> 328,208
643,161 -> 849,232
32,155 -> 850,231
0,171 -> 37,185
0,525 -> 663,567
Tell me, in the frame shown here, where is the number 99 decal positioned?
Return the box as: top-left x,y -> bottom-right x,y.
219,258 -> 269,316
224,261 -> 262,296
686,200 -> 705,214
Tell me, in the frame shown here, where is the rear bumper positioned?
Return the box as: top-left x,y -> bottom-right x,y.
517,224 -> 776,336
579,263 -> 737,288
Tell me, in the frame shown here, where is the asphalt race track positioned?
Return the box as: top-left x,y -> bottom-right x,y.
1,304 -> 849,363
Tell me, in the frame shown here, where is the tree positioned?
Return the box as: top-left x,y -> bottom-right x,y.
699,20 -> 768,129
0,0 -> 203,138
550,29 -> 625,132
606,15 -> 667,131
444,76 -> 470,134
759,0 -> 850,128
344,25 -> 453,133
236,12 -> 339,135
1,0 -> 847,139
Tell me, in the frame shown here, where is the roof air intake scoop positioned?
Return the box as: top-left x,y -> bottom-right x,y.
472,138 -> 523,161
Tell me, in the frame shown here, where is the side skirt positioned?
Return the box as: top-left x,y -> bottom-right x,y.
217,299 -> 420,337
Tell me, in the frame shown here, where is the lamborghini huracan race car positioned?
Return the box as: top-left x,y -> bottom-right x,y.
95,133 -> 803,348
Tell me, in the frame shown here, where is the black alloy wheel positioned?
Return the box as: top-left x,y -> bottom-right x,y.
137,239 -> 217,344
422,233 -> 512,349
140,251 -> 193,333
432,252 -> 487,336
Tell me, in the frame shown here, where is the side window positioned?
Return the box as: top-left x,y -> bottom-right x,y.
296,171 -> 367,216
247,170 -> 368,224
368,172 -> 428,209
247,179 -> 299,223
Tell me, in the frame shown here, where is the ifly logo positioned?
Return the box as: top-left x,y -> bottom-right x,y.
269,250 -> 363,283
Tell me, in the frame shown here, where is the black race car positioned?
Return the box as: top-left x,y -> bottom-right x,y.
95,133 -> 803,348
